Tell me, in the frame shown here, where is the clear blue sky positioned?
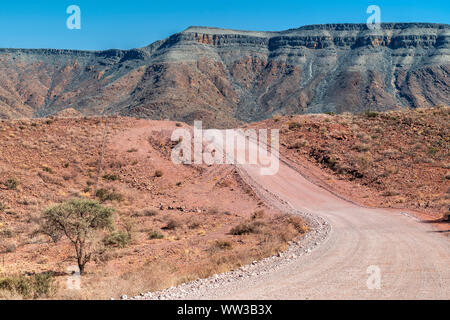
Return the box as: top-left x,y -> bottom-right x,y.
0,0 -> 448,50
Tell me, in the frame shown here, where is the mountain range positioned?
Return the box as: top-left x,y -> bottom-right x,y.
0,22 -> 448,127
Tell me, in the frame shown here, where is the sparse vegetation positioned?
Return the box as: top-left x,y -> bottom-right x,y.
230,221 -> 263,235
1,241 -> 17,253
154,170 -> 164,177
163,218 -> 181,230
0,228 -> 13,238
102,173 -> 120,181
364,110 -> 379,118
251,210 -> 266,220
103,231 -> 131,248
42,166 -> 53,174
0,116 -> 313,300
288,139 -> 308,149
143,209 -> 159,217
95,189 -> 124,203
4,178 -> 18,190
288,121 -> 302,130
0,273 -> 56,299
276,106 -> 449,216
148,230 -> 164,240
40,198 -> 114,274
272,114 -> 282,122
213,239 -> 233,250
353,143 -> 370,152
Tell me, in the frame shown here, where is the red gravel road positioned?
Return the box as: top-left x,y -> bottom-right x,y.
183,130 -> 450,299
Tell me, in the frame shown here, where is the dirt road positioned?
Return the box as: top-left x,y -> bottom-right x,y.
128,126 -> 449,300
177,131 -> 450,300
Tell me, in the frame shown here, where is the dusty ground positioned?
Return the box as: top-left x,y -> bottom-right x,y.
162,133 -> 449,300
1,106 -> 448,300
249,106 -> 449,227
0,116 -> 306,299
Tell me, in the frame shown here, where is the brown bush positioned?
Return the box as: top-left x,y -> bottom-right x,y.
288,121 -> 302,130
251,210 -> 266,220
163,218 -> 181,230
213,240 -> 233,250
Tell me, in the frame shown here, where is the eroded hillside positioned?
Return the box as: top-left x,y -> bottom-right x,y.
0,23 -> 449,127
250,106 -> 449,218
0,117 -> 306,299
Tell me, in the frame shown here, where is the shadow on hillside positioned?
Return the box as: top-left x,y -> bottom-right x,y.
420,218 -> 449,224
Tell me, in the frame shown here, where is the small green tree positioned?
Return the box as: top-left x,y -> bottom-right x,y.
40,198 -> 114,274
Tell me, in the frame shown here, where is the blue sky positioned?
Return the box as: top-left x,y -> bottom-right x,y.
0,0 -> 448,50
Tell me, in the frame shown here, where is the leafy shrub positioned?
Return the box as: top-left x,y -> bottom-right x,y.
103,231 -> 131,248
284,215 -> 308,233
32,273 -> 56,298
288,121 -> 302,130
383,149 -> 398,159
381,190 -> 400,197
251,210 -> 266,220
353,143 -> 370,152
42,166 -> 53,174
230,222 -> 257,235
188,219 -> 202,229
102,174 -> 120,181
4,178 -> 18,190
1,241 -> 17,253
288,139 -> 308,149
95,189 -> 124,203
0,275 -> 31,298
272,114 -> 282,122
213,240 -> 232,250
0,229 -> 13,238
427,146 -> 439,157
163,219 -> 180,230
148,230 -> 164,239
143,209 -> 159,217
0,273 -> 56,299
364,110 -> 379,118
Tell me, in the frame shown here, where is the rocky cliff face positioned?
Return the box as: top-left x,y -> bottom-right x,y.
0,23 -> 448,127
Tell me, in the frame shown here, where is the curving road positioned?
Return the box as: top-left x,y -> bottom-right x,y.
182,130 -> 450,300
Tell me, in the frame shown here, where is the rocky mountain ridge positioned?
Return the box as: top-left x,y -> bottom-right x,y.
0,23 -> 448,127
